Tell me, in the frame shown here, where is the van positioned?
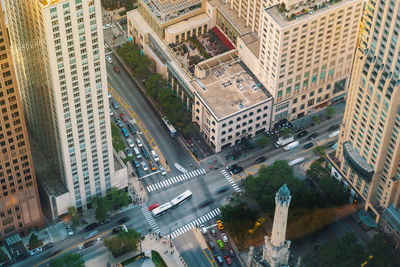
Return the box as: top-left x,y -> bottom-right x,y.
288,157 -> 305,166
133,147 -> 141,159
85,230 -> 99,240
284,140 -> 300,151
151,150 -> 160,163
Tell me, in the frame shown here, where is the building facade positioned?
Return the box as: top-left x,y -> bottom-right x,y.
4,0 -> 115,215
257,0 -> 363,121
0,2 -> 43,239
333,0 -> 400,242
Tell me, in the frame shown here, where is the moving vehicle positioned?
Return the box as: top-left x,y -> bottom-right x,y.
118,217 -> 129,224
215,255 -> 224,265
121,127 -> 129,137
216,220 -> 224,230
148,161 -> 157,171
161,117 -> 178,137
255,156 -> 266,164
147,203 -> 160,211
296,130 -> 308,138
288,157 -> 305,166
105,55 -> 113,64
307,132 -> 319,140
141,147 -> 150,159
159,166 -> 166,175
275,134 -> 294,148
151,202 -> 173,217
151,150 -> 160,162
103,23 -> 112,29
85,230 -> 99,240
116,119 -> 123,128
112,225 -> 127,234
85,223 -> 98,232
303,142 -> 313,149
120,113 -> 127,122
133,147 -> 142,159
127,138 -> 135,148
66,224 -> 73,236
228,164 -> 243,175
113,66 -> 120,74
328,124 -> 339,131
132,159 -> 141,169
199,199 -> 213,208
210,228 -> 216,236
224,255 -> 233,265
221,233 -> 228,243
170,190 -> 192,206
200,224 -> 208,234
80,238 -> 101,250
127,123 -> 136,134
216,185 -> 229,194
112,101 -> 119,109
216,240 -> 224,250
328,130 -> 340,138
283,140 -> 300,151
135,138 -> 143,147
124,148 -> 132,157
141,161 -> 148,171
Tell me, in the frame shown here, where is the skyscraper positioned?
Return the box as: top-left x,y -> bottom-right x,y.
0,2 -> 43,239
333,0 -> 400,242
3,0 -> 115,214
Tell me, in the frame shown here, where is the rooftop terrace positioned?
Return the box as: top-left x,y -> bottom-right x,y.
192,51 -> 272,119
142,0 -> 203,23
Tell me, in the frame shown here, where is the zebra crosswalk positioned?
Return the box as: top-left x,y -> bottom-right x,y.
169,208 -> 221,239
111,26 -> 120,36
146,168 -> 206,193
140,204 -> 160,233
221,169 -> 242,193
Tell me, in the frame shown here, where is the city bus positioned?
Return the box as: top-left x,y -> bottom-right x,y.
151,202 -> 173,217
170,190 -> 192,206
161,117 -> 178,137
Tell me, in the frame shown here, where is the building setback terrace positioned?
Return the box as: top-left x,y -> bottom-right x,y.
342,141 -> 374,182
142,0 -> 202,23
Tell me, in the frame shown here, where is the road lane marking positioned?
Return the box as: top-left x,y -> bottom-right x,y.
146,168 -> 206,192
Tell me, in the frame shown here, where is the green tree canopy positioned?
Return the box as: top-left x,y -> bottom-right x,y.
29,233 -> 42,250
255,135 -> 270,148
306,160 -> 330,182
104,229 -> 141,257
50,252 -> 84,267
91,196 -> 111,222
111,122 -> 125,152
221,203 -> 258,237
326,106 -> 336,117
68,206 -> 80,226
312,115 -> 320,125
125,0 -> 135,11
107,187 -> 130,210
318,176 -> 348,206
313,145 -> 326,158
365,233 -> 400,266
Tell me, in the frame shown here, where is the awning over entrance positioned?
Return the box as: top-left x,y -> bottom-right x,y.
212,26 -> 235,50
358,209 -> 377,228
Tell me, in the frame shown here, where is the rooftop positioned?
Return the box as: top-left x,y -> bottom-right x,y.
142,0 -> 203,24
217,4 -> 251,36
239,32 -> 260,58
40,0 -> 68,7
267,0 -> 355,28
192,50 -> 272,120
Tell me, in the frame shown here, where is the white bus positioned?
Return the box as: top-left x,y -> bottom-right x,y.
161,117 -> 178,137
151,202 -> 173,217
170,190 -> 192,206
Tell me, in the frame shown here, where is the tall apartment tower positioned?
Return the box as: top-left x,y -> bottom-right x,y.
3,0 -> 114,214
0,3 -> 43,238
262,184 -> 291,267
256,0 -> 363,121
333,0 -> 400,241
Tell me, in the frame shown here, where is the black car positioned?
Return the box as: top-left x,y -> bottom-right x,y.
328,124 -> 339,131
325,141 -> 336,147
296,130 -> 308,138
216,185 -> 230,194
141,147 -> 150,159
228,164 -> 238,172
112,225 -> 127,234
303,142 -> 313,149
255,156 -> 266,164
127,122 -> 136,134
231,166 -> 243,174
85,222 -> 98,232
199,199 -> 213,208
307,132 -> 319,140
118,217 -> 129,224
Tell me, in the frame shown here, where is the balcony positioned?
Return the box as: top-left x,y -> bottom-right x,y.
342,141 -> 374,182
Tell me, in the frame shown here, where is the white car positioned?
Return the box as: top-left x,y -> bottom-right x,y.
103,23 -> 112,29
66,224 -> 73,236
141,161 -> 148,171
159,166 -> 166,176
221,233 -> 228,243
125,148 -> 133,157
109,109 -> 113,116
136,138 -> 143,148
200,224 -> 208,235
108,92 -> 112,98
105,56 -> 113,64
127,138 -> 135,148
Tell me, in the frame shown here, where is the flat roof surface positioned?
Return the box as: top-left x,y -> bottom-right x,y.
240,32 -> 260,58
142,0 -> 202,23
266,0 -> 358,28
217,4 -> 251,35
128,10 -> 153,35
166,13 -> 210,35
193,52 -> 271,119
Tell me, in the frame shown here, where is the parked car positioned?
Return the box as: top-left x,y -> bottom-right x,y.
135,138 -> 143,147
210,228 -> 216,236
159,166 -> 166,175
124,148 -> 133,157
255,156 -> 266,164
85,222 -> 98,232
227,247 -> 235,257
127,123 -> 136,134
116,119 -> 123,128
132,159 -> 141,169
215,255 -> 224,265
66,224 -> 73,236
127,138 -> 135,148
231,166 -> 243,174
112,101 -> 119,109
141,147 -> 150,159
29,247 -> 43,256
216,185 -> 229,194
120,113 -> 127,122
216,220 -> 224,230
216,240 -> 224,250
105,55 -> 113,64
224,255 -> 233,265
109,108 -> 113,116
148,203 -> 160,211
308,132 -> 319,140
148,161 -> 157,171
208,240 -> 215,250
141,161 -> 149,171
303,142 -> 314,149
103,23 -> 112,29
136,168 -> 144,177
296,130 -> 308,138
221,233 -> 228,243
113,66 -> 120,74
121,127 -> 129,137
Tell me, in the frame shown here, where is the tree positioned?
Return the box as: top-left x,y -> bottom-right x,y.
50,252 -> 84,267
365,233 -> 400,266
306,160 -> 330,182
221,203 -> 258,237
125,0 -> 135,11
313,145 -> 326,158
107,187 -> 130,210
279,128 -> 292,137
29,233 -> 42,250
111,123 -> 125,152
326,106 -> 336,118
91,197 -> 111,222
255,135 -> 270,148
303,233 -> 366,267
104,229 -> 141,257
318,176 -> 348,206
312,115 -> 320,125
68,206 -> 80,226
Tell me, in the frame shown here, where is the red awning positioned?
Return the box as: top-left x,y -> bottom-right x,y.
212,26 -> 235,50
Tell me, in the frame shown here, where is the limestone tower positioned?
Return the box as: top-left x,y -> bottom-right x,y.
262,184 -> 291,267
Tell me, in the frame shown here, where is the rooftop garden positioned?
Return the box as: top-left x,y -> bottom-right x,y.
278,0 -> 342,21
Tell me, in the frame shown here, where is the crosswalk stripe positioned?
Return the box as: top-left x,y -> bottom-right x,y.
193,170 -> 198,175
171,177 -> 177,183
165,180 -> 171,186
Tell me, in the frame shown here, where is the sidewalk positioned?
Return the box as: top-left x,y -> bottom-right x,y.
141,233 -> 187,267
